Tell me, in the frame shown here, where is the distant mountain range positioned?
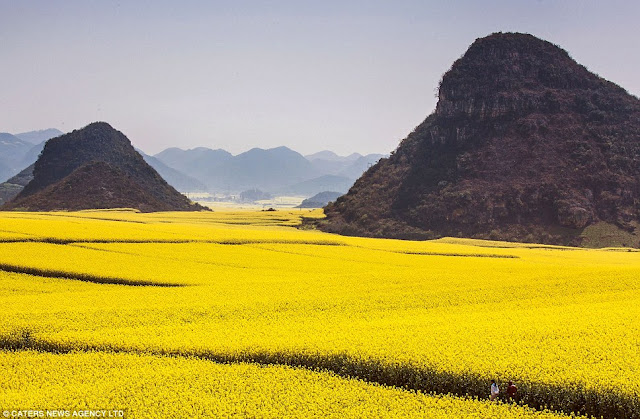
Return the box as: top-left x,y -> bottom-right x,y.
0,127 -> 384,199
297,191 -> 343,208
0,129 -> 63,183
153,146 -> 384,196
136,149 -> 208,193
277,174 -> 355,196
155,147 -> 233,183
15,128 -> 64,144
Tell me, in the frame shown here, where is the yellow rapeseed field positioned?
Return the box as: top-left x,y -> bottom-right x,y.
0,209 -> 638,418
0,351 -> 567,419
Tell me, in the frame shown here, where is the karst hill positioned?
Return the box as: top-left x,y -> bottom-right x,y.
3,122 -> 206,212
322,32 -> 640,246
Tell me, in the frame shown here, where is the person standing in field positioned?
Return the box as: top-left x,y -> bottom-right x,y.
490,380 -> 500,401
507,381 -> 517,400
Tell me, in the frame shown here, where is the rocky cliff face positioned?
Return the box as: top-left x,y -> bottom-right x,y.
321,33 -> 640,246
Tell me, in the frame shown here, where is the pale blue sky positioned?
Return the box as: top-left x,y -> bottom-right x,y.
1,1 -> 639,155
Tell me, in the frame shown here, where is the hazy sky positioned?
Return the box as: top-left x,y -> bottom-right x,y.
1,1 -> 639,156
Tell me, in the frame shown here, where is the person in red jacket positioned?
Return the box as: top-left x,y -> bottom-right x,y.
506,381 -> 518,400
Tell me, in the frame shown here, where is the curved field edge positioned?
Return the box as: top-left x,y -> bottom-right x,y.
1,332 -> 632,419
0,237 -> 346,245
0,350 -> 570,419
0,263 -> 184,287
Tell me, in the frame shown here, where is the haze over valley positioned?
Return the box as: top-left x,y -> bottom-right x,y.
0,126 -> 384,206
